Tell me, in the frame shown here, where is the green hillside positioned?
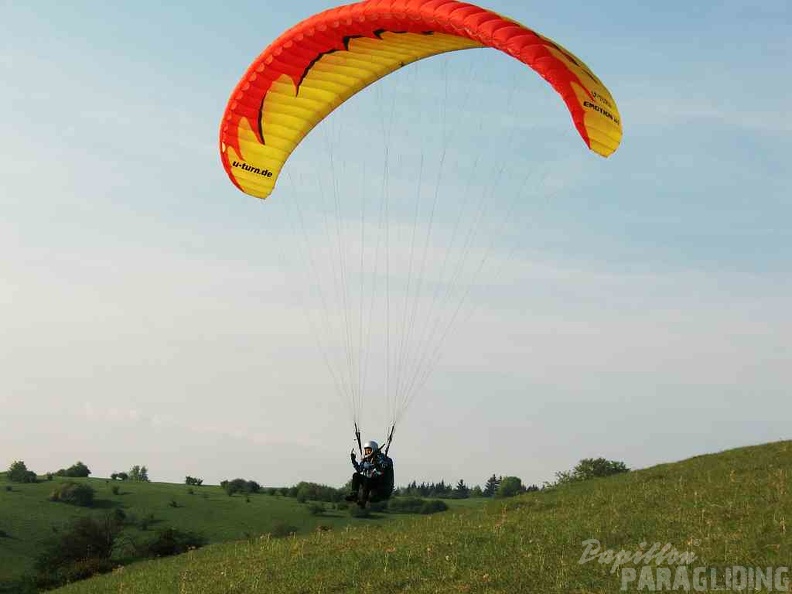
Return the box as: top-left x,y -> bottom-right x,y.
0,474 -> 465,590
50,440 -> 790,593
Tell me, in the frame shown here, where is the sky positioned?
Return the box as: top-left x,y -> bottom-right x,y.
1,1 -> 790,489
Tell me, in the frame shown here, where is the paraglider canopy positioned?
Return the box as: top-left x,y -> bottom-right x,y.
219,0 -> 622,446
220,0 -> 622,200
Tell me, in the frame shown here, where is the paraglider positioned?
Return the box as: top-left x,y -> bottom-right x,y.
346,440 -> 395,507
219,0 -> 622,482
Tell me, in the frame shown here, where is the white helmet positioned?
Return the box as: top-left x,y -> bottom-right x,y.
363,440 -> 378,451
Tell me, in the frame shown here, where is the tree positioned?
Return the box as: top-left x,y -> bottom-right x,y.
554,458 -> 629,486
453,479 -> 470,499
129,465 -> 150,482
57,461 -> 91,478
572,458 -> 629,480
185,476 -> 204,486
220,478 -> 260,496
483,474 -> 500,497
33,514 -> 122,589
495,476 -> 524,498
7,460 -> 37,483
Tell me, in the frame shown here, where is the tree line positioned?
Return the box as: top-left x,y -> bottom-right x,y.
6,456 -> 630,499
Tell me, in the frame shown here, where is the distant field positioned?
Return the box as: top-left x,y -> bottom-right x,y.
0,474 -> 478,588
49,440 -> 791,594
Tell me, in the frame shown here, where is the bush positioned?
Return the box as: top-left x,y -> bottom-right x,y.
49,482 -> 95,507
307,502 -> 325,515
349,505 -> 371,518
138,512 -> 156,530
388,496 -> 423,513
7,460 -> 37,483
220,478 -> 261,496
56,461 -> 91,478
388,496 -> 448,514
33,515 -> 121,589
288,481 -> 343,502
111,485 -> 120,495
553,458 -> 630,486
268,522 -> 298,538
368,500 -> 388,513
111,508 -> 126,525
420,499 -> 448,514
143,527 -> 205,558
495,476 -> 524,498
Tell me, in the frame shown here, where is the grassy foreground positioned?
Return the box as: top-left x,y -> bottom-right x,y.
54,440 -> 790,593
0,475 -> 467,587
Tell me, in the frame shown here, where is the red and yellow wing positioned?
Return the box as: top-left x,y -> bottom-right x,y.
220,0 -> 622,199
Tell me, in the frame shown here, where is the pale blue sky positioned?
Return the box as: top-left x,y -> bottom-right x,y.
1,1 -> 789,488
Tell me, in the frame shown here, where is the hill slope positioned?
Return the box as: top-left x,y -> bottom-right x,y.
0,475 -> 445,588
54,440 -> 791,593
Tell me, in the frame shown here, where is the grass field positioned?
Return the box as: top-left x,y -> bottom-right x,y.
0,474 -> 475,589
46,440 -> 790,593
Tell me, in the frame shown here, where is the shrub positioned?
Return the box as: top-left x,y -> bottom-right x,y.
33,515 -> 121,589
288,481 -> 343,502
368,501 -> 388,513
495,476 -> 524,498
49,482 -> 95,507
420,499 -> 448,514
307,502 -> 325,515
111,485 -> 120,495
349,506 -> 371,518
56,461 -> 91,478
221,478 -> 261,496
138,513 -> 156,530
388,497 -> 448,514
268,522 -> 298,538
7,460 -> 37,483
553,458 -> 630,486
143,527 -> 205,558
111,508 -> 126,525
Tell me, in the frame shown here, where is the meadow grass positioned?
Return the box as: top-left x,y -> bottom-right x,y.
0,475 -> 464,586
51,440 -> 790,593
